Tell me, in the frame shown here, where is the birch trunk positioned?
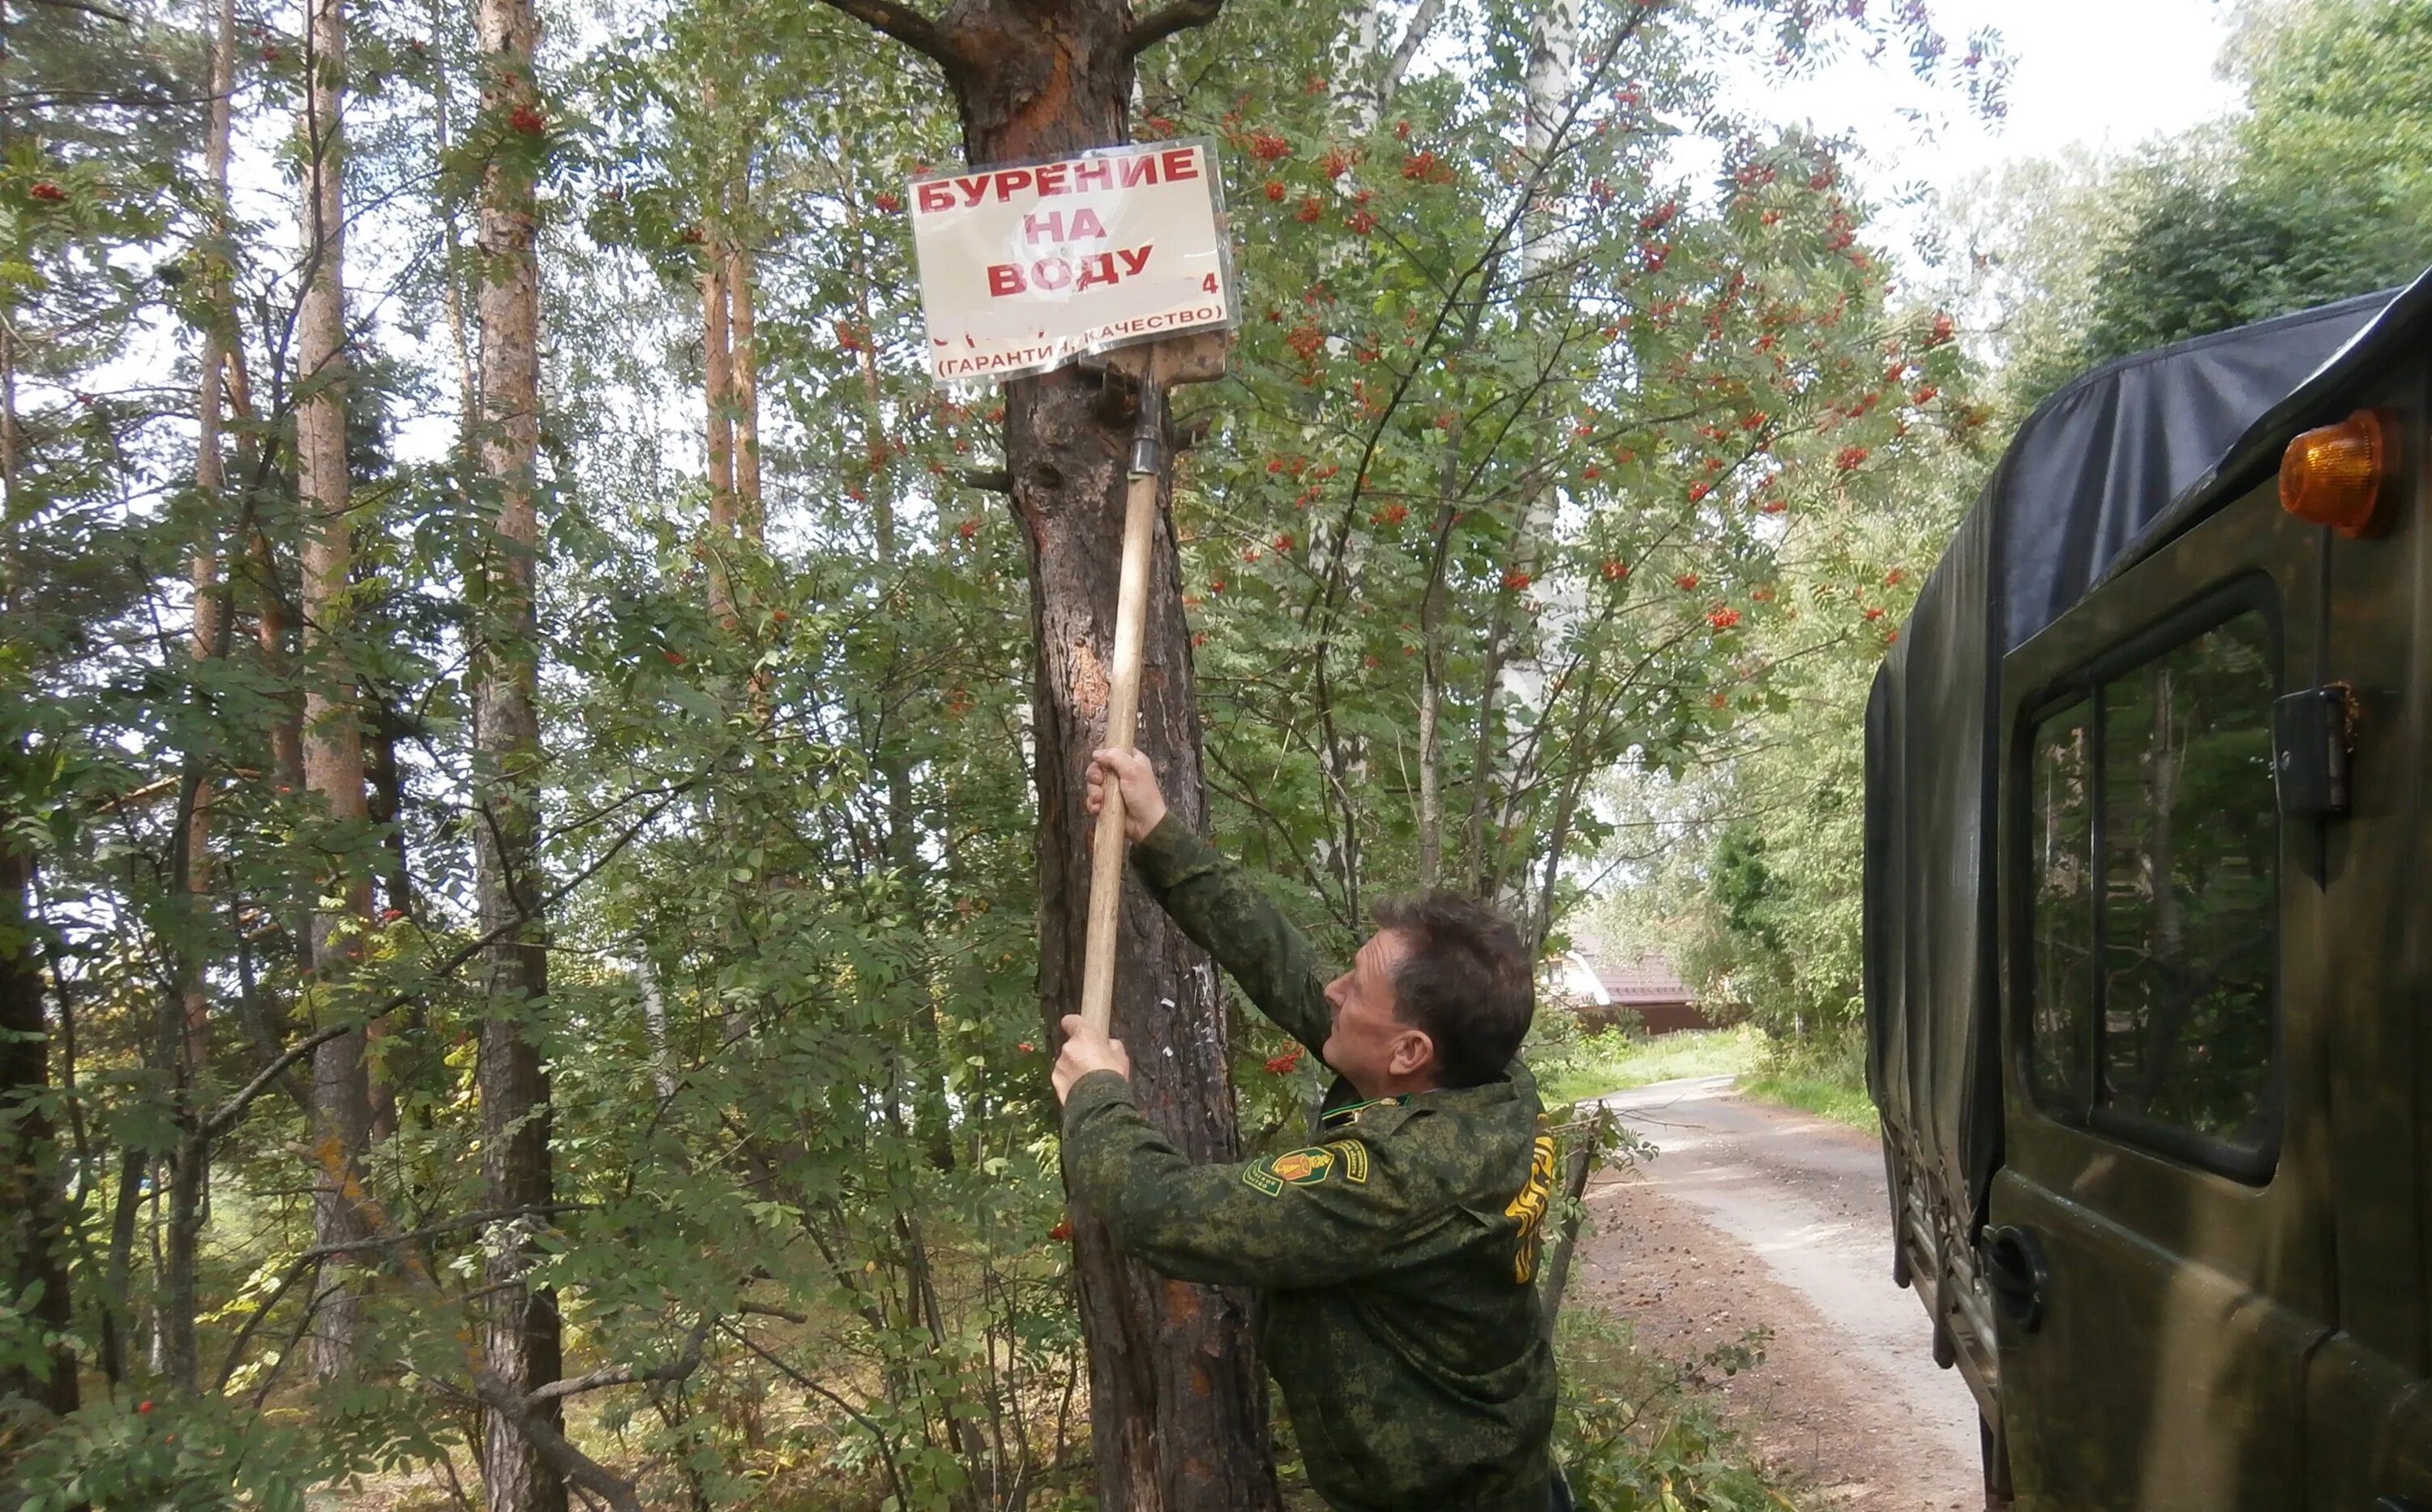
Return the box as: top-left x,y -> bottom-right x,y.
1468,0 -> 1578,901
726,231 -> 761,534
472,0 -> 565,1501
295,0 -> 374,1382
701,182 -> 737,628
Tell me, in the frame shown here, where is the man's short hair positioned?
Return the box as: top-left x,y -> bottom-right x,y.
1370,891 -> 1534,1088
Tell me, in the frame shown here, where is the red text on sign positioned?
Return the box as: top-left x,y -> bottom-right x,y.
914,147 -> 1201,215
1025,208 -> 1108,243
987,244 -> 1155,296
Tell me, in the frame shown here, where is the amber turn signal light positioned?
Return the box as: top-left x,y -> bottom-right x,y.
2280,409 -> 2392,538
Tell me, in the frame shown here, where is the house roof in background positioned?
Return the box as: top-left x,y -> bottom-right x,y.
1565,937 -> 1693,1006
1595,957 -> 1693,1005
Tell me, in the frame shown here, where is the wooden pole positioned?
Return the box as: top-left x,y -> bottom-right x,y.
1077,372 -> 1165,1034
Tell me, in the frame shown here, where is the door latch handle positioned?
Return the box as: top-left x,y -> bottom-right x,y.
1983,1224 -> 2049,1334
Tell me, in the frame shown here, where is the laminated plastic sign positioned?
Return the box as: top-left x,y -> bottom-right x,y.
909,139 -> 1238,384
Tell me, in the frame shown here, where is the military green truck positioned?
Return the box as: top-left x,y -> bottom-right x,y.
1865,269 -> 2432,1511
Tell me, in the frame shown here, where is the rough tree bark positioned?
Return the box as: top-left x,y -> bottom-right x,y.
185,0 -> 234,1079
807,2 -> 1279,1506
295,0 -> 375,1382
0,171 -> 73,1418
0,829 -> 77,1426
152,0 -> 249,1394
472,0 -> 567,1504
224,325 -> 305,812
841,162 -> 957,1171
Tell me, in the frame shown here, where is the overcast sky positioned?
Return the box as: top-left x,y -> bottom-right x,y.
1885,0 -> 2244,176
1721,0 -> 2248,294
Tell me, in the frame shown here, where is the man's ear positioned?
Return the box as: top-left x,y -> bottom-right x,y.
1389,1028 -> 1436,1079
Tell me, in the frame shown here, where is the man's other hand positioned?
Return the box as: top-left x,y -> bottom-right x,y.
1087,747 -> 1169,842
1053,1013 -> 1133,1103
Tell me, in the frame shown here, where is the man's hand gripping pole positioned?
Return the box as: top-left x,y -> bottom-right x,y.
1077,373 -> 1166,1037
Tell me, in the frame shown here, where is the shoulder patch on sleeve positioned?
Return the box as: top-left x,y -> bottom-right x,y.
1244,1140 -> 1368,1196
1504,1133 -> 1559,1283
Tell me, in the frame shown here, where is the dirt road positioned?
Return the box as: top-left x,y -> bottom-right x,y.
1567,1075 -> 1985,1511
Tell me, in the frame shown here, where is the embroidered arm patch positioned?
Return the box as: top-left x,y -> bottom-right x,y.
1504,1133 -> 1558,1283
1241,1140 -> 1369,1197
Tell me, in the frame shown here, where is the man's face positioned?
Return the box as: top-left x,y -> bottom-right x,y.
1322,928 -> 1437,1098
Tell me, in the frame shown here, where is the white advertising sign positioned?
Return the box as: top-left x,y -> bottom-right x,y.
908,139 -> 1237,384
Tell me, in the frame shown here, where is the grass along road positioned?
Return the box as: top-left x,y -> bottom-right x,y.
1541,1025 -> 1878,1132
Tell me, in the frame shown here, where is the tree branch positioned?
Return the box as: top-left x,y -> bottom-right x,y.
20,0 -> 135,19
811,0 -> 961,69
463,1370 -> 648,1512
1122,0 -> 1223,60
524,1311 -> 713,1406
1380,0 -> 1445,102
203,769 -> 702,1138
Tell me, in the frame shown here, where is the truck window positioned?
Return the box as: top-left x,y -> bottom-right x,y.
2024,609 -> 2280,1173
2029,705 -> 2096,1109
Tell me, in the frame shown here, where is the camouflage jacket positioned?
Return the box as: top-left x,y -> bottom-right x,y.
1060,816 -> 1559,1512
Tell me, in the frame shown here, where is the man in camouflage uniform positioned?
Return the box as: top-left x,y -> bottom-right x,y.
1052,749 -> 1567,1512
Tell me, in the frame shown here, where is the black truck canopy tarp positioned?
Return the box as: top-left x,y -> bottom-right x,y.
1993,288 -> 2394,650
1865,263 -> 2432,1223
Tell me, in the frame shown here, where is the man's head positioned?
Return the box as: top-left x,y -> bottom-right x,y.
1321,892 -> 1534,1098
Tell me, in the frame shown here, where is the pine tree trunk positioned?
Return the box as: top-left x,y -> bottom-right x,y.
954,21 -> 1279,1511
156,0 -> 246,1390
0,270 -> 74,1424
843,178 -> 955,1170
249,525 -> 306,804
472,0 -> 565,1503
295,0 -> 375,1382
0,788 -> 77,1423
807,8 -> 1274,1499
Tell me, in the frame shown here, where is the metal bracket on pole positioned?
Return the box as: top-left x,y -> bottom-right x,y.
1128,373 -> 1166,478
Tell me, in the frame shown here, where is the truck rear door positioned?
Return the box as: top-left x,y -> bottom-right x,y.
1991,484 -> 2338,1510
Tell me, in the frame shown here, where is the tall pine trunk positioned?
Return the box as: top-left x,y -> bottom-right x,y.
846,6 -> 1278,1505
184,0 -> 239,1082
0,827 -> 76,1424
0,175 -> 75,1424
842,171 -> 955,1169
226,341 -> 306,807
154,0 -> 246,1393
295,0 -> 375,1382
472,0 -> 565,1504
978,41 -> 1276,1512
